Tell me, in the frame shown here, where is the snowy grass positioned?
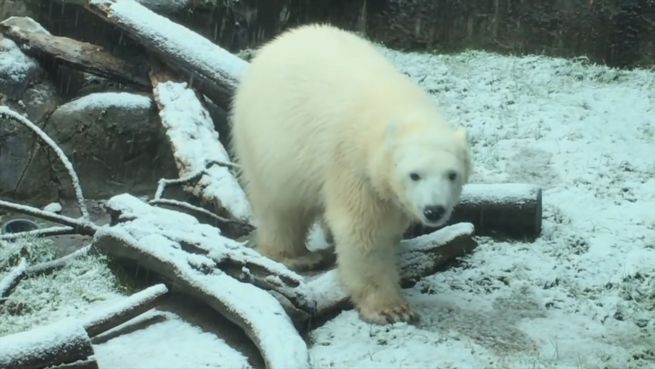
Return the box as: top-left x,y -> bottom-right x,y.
0,236 -> 123,336
305,48 -> 655,369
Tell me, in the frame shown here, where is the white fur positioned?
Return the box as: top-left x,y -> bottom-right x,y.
230,24 -> 471,324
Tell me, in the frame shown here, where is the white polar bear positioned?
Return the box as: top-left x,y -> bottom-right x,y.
229,24 -> 471,324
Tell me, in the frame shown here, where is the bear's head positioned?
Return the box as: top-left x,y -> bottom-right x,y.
382,119 -> 471,228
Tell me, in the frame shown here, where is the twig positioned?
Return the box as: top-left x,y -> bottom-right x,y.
0,226 -> 76,241
153,160 -> 241,200
0,258 -> 27,301
0,200 -> 97,236
26,245 -> 92,276
149,198 -> 254,238
82,283 -> 169,337
0,106 -> 89,219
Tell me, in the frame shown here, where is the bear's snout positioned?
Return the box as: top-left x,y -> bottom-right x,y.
423,205 -> 446,223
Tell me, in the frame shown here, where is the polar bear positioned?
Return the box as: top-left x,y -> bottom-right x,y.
229,24 -> 471,324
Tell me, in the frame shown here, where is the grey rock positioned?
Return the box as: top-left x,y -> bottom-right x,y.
37,91 -> 177,199
0,37 -> 59,201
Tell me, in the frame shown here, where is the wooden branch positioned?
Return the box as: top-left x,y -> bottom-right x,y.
153,160 -> 241,201
0,16 -> 149,88
93,217 -> 311,369
0,320 -> 97,369
0,106 -> 89,219
0,226 -> 76,241
149,198 -> 254,239
148,68 -> 252,223
26,245 -> 91,276
406,183 -> 543,240
0,285 -> 170,369
0,258 -> 27,301
0,199 -> 97,236
82,283 -> 169,337
86,0 -> 248,108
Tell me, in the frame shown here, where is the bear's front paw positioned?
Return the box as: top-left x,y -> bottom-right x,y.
358,300 -> 418,325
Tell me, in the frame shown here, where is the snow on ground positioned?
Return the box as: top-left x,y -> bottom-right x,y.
1,46 -> 654,369
305,49 -> 655,368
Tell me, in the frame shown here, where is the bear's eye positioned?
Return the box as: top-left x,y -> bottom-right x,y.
447,171 -> 458,181
409,172 -> 421,181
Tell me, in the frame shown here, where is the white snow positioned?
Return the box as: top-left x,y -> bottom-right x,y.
0,37 -> 39,83
42,202 -> 62,213
154,80 -> 253,222
0,318 -> 90,367
461,183 -> 540,205
57,91 -> 153,113
93,310 -> 253,369
0,257 -> 26,297
90,0 -> 247,86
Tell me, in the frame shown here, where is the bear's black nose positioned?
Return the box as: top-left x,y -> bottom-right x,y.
423,205 -> 446,222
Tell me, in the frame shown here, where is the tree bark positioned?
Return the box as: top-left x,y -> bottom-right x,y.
86,0 -> 247,108
0,320 -> 97,369
0,16 -> 149,89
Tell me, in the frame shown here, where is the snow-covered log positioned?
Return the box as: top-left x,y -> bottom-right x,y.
0,258 -> 27,301
305,223 -> 477,320
407,183 -> 543,240
0,16 -> 149,89
149,69 -> 252,223
99,194 -> 477,327
86,0 -> 248,108
95,193 -> 310,369
82,283 -> 169,337
0,319 -> 98,369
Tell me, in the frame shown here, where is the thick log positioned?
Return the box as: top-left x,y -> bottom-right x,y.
148,67 -> 252,223
95,193 -> 310,369
100,193 -> 477,327
0,320 -> 97,369
305,222 -> 477,322
86,0 -> 248,108
407,183 -> 542,240
0,16 -> 149,89
82,283 -> 169,337
0,258 -> 27,301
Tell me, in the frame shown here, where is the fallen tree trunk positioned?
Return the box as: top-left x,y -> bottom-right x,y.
0,320 -> 98,369
82,283 -> 169,337
99,193 -> 477,326
0,16 -> 149,89
96,193 -> 310,369
407,183 -> 543,240
148,64 -> 252,223
86,0 -> 247,108
0,284 -> 167,369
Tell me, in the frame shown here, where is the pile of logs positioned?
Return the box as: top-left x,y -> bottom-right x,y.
0,1 -> 543,368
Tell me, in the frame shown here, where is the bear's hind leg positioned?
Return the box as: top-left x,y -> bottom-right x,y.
254,206 -> 327,271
